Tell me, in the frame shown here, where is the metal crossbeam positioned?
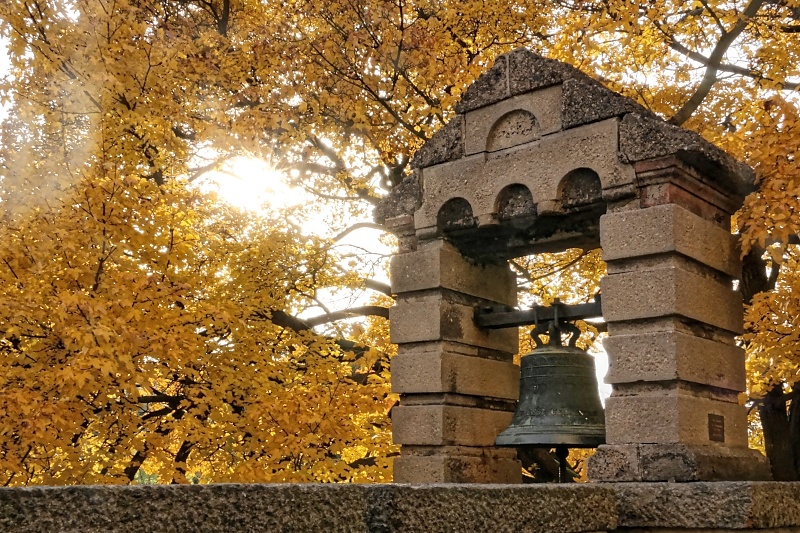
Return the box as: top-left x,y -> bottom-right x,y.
474,294 -> 603,330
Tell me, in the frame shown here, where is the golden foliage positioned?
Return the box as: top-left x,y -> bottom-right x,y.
1,0 -> 799,482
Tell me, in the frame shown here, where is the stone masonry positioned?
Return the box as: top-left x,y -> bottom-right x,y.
376,48 -> 770,483
3,482 -> 800,532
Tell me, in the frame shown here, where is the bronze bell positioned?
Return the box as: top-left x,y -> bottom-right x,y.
496,321 -> 605,449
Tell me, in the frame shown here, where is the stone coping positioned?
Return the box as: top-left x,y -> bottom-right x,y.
1,482 -> 799,532
614,482 -> 800,530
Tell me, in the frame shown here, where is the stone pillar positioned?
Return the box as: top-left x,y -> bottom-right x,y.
388,218 -> 521,483
588,159 -> 769,481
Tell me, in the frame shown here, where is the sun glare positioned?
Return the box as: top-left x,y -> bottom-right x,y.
200,156 -> 302,213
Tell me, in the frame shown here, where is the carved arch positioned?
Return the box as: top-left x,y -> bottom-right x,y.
486,110 -> 540,152
558,168 -> 602,208
495,184 -> 536,220
437,198 -> 476,232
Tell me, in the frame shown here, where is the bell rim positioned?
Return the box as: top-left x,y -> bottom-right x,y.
495,426 -> 605,448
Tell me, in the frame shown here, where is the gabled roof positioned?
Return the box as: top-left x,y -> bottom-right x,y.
378,48 -> 755,224
418,49 -> 754,187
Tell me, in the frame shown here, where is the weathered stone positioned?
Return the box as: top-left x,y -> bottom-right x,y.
505,48 -> 590,96
455,55 -> 509,114
389,294 -> 519,352
586,444 -> 641,482
413,154 -> 485,231
633,156 -> 744,219
484,117 -> 633,204
614,482 -> 797,529
392,404 -> 514,446
561,76 -> 656,129
410,115 -> 464,169
385,484 -> 617,532
391,348 -> 520,399
600,203 -> 740,277
601,264 -> 744,334
637,444 -> 770,482
390,240 -> 516,304
0,483 -> 619,533
619,113 -> 756,197
384,214 -> 418,253
604,387 -> 747,447
464,87 -> 562,155
604,330 -> 746,391
374,169 -> 423,224
590,445 -> 770,482
392,453 -> 521,484
9,479 -> 800,531
0,484 -> 370,533
414,118 -> 635,230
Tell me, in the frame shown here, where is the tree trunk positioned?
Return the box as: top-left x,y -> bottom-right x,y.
759,384 -> 799,480
787,390 -> 800,475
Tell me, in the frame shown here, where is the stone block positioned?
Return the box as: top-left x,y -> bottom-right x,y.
464,86 -> 562,155
482,118 -> 634,208
586,444 -> 641,482
390,240 -> 516,305
0,484 -> 371,532
601,264 -> 744,334
619,113 -> 755,197
374,169 -> 422,224
389,294 -> 519,352
506,48 -> 590,95
410,115 -> 464,169
414,153 -> 486,231
455,55 -> 509,114
414,119 -> 636,231
392,453 -> 521,484
604,330 -> 745,391
600,203 -> 740,277
391,348 -> 519,399
636,443 -> 770,482
614,481 -> 800,530
604,388 -> 748,447
386,483 -> 618,532
392,404 -> 514,446
589,445 -> 770,482
561,76 -> 656,129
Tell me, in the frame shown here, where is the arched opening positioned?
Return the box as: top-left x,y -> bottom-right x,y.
495,184 -> 536,220
558,168 -> 602,208
437,197 -> 476,232
487,110 -> 540,152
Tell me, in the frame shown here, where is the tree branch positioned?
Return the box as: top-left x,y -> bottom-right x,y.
304,305 -> 389,328
365,279 -> 392,295
670,0 -> 766,125
665,33 -> 800,91
332,222 -> 387,242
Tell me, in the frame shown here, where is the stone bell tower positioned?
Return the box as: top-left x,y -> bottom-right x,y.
376,48 -> 769,484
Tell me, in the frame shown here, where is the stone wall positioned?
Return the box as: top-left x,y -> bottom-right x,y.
2,482 -> 800,532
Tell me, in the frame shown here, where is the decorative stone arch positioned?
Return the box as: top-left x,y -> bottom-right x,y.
376,48 -> 768,484
437,197 -> 477,232
495,184 -> 536,221
486,109 -> 540,152
558,168 -> 603,208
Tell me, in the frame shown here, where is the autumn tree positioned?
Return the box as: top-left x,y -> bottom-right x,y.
1,0 -> 799,482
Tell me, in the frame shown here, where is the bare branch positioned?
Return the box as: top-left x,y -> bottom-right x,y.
304,306 -> 389,327
365,279 -> 392,295
332,222 -> 387,242
670,0 -> 766,125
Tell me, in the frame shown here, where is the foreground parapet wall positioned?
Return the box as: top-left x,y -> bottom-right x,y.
2,482 -> 800,532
